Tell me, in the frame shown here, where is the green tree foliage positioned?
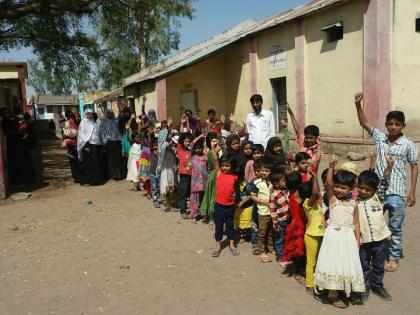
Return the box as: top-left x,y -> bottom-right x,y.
96,0 -> 194,89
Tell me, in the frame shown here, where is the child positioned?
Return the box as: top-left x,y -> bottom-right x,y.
251,157 -> 274,263
139,126 -> 153,197
357,170 -> 392,303
314,158 -> 365,308
211,143 -> 239,257
190,139 -> 208,222
177,132 -> 193,219
269,171 -> 289,264
249,160 -> 262,253
226,134 -> 241,177
149,139 -> 160,208
156,124 -> 178,212
244,144 -> 264,182
200,132 -> 225,226
302,171 -> 325,296
238,140 -> 254,172
295,152 -> 312,183
354,92 -> 418,272
265,136 -> 287,170
287,105 -> 321,159
126,133 -> 142,191
282,171 -> 306,282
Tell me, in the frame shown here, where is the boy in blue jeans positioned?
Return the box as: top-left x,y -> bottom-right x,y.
354,92 -> 418,272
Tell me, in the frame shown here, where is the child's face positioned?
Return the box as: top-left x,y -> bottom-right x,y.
272,176 -> 287,190
221,161 -> 232,173
183,138 -> 191,148
230,140 -> 240,152
253,150 -> 263,161
298,160 -> 309,172
358,183 -> 376,200
134,135 -> 142,144
260,166 -> 271,180
385,119 -> 405,137
161,122 -> 168,129
333,183 -> 352,199
254,167 -> 261,178
243,144 -> 253,157
211,138 -> 218,148
273,143 -> 283,154
304,134 -> 318,147
194,146 -> 204,156
152,143 -> 158,152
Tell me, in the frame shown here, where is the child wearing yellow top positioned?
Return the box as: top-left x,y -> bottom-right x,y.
301,171 -> 325,296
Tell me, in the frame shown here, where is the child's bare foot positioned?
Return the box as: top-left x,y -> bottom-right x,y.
293,274 -> 306,286
278,260 -> 291,268
306,287 -> 314,295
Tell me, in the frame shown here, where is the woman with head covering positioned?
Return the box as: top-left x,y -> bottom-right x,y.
77,109 -> 104,185
99,109 -> 124,180
118,107 -> 133,177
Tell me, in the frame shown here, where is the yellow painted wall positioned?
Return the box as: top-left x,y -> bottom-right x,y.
304,0 -> 364,137
392,0 -> 420,137
132,80 -> 157,115
0,65 -> 21,79
165,52 -> 227,123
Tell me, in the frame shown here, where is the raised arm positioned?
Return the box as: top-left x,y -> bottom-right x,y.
326,156 -> 337,203
287,104 -> 302,137
308,171 -> 320,207
354,92 -> 372,132
211,142 -> 221,174
369,152 -> 377,172
141,95 -> 147,116
353,204 -> 361,245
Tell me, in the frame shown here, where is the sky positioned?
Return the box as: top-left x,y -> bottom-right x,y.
0,0 -> 308,96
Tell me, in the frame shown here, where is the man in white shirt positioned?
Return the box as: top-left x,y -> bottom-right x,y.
245,94 -> 275,148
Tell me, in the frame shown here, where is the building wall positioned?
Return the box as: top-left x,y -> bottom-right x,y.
165,52 -> 227,122
392,0 -> 420,137
304,0 -> 364,137
0,66 -> 19,79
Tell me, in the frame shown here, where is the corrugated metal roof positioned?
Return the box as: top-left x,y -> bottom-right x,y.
123,0 -> 348,87
35,94 -> 78,105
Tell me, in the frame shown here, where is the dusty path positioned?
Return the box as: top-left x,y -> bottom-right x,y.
1,137 -> 419,314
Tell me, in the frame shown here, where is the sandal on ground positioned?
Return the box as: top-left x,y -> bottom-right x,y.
349,293 -> 363,305
211,250 -> 220,257
259,254 -> 272,263
384,259 -> 399,272
328,296 -> 348,309
252,247 -> 261,255
229,247 -> 240,256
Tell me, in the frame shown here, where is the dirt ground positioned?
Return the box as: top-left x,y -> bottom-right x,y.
1,136 -> 420,315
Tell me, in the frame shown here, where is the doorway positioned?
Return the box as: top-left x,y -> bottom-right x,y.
271,77 -> 287,132
180,90 -> 198,115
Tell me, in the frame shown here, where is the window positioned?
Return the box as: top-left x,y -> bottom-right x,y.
38,108 -> 45,115
416,17 -> 420,32
322,22 -> 343,42
47,105 -> 54,113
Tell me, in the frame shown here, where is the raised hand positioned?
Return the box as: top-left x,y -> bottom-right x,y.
354,92 -> 363,104
386,155 -> 395,168
229,113 -> 235,122
329,154 -> 338,168
220,114 -> 225,124
167,117 -> 173,126
181,114 -> 187,124
142,95 -> 147,103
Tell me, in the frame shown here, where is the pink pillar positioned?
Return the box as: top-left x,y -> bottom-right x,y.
294,20 -> 306,128
363,0 -> 392,134
156,78 -> 167,121
249,37 -> 258,94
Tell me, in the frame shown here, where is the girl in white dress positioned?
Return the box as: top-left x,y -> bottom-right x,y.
126,133 -> 142,190
314,158 -> 365,308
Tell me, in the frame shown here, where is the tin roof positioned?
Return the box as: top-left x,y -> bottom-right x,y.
34,94 -> 78,105
123,0 -> 347,87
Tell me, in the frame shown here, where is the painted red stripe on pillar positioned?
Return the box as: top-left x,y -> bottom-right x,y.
363,0 -> 392,135
156,78 -> 167,121
294,19 -> 306,129
249,37 -> 258,94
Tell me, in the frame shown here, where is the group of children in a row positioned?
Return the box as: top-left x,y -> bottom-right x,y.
126,92 -> 418,309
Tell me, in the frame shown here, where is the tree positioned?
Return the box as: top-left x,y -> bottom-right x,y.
96,0 -> 194,89
1,1 -> 100,92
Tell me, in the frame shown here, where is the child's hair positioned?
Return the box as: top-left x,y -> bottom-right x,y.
178,132 -> 192,147
205,132 -> 217,149
386,111 -> 405,124
253,159 -> 262,170
152,138 -> 158,145
298,180 -> 313,200
303,125 -> 319,137
252,144 -> 264,154
241,140 -> 254,154
333,170 -> 357,188
192,139 -> 205,155
250,94 -> 263,103
321,168 -> 329,184
358,170 -> 380,191
219,154 -> 237,172
226,134 -> 241,155
270,170 -> 286,183
295,152 -> 311,164
265,137 -> 287,165
259,156 -> 273,170
286,171 -> 302,193
207,108 -> 216,115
